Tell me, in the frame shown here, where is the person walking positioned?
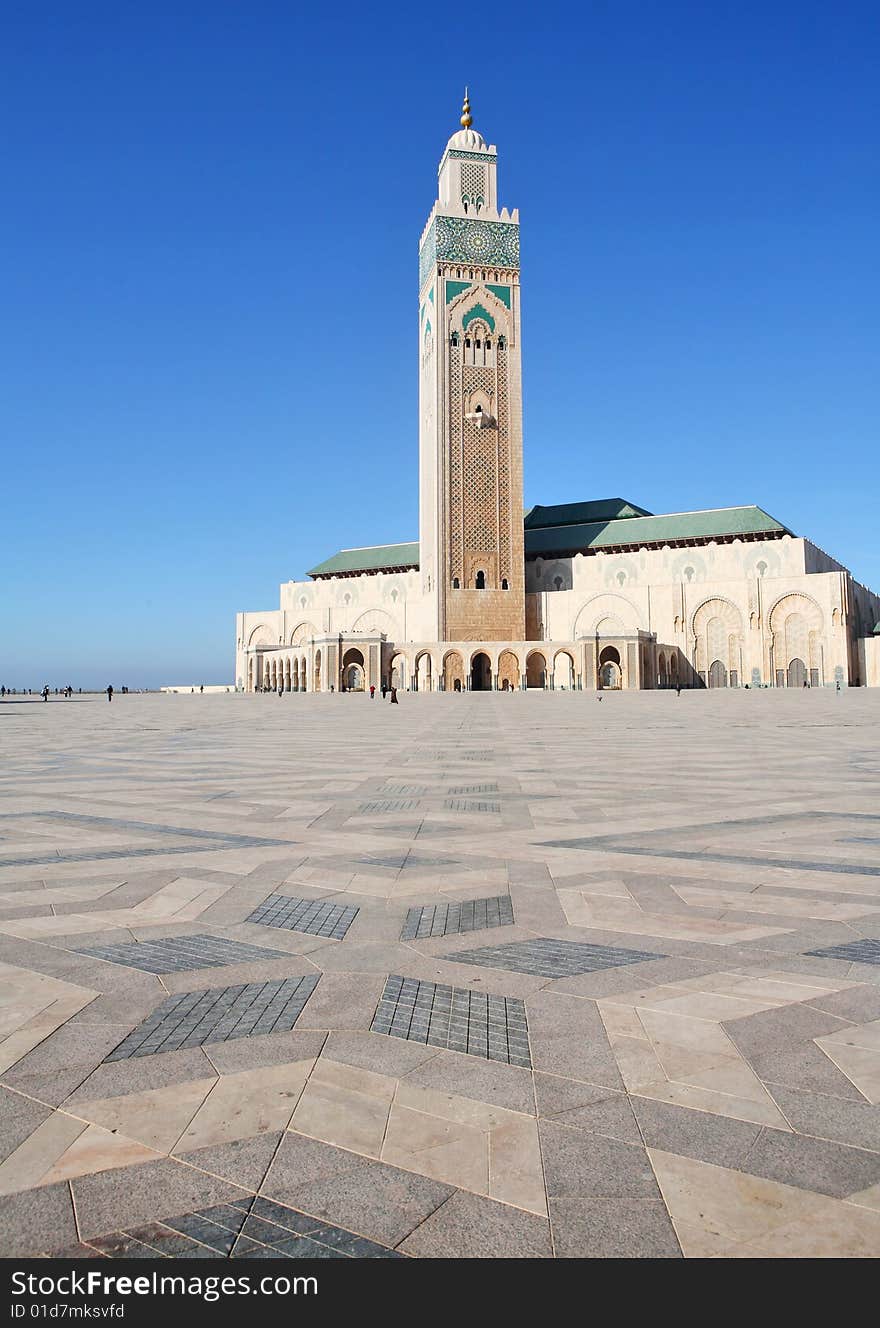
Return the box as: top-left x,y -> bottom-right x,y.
107,685 -> 113,703
42,685 -> 49,702
381,682 -> 387,699
369,684 -> 376,699
390,687 -> 398,705
675,682 -> 681,697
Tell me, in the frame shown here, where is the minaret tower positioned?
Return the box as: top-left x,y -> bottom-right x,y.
418,91 -> 525,642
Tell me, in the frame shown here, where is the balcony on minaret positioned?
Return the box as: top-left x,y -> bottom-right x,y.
465,404 -> 495,430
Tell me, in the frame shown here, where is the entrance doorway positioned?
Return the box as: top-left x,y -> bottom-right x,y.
708,659 -> 727,689
341,647 -> 365,691
470,652 -> 492,691
788,657 -> 807,687
525,652 -> 546,689
598,645 -> 621,690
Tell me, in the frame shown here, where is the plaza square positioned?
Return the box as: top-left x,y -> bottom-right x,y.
1,687 -> 879,1258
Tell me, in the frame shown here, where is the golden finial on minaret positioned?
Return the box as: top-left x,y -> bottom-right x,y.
460,86 -> 472,129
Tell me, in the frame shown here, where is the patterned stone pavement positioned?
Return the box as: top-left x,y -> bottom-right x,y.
1,688 -> 880,1259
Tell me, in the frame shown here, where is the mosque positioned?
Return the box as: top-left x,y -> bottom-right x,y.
235,94 -> 880,693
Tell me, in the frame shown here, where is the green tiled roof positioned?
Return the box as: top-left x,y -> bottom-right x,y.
308,542 -> 420,577
525,506 -> 791,556
525,498 -> 652,529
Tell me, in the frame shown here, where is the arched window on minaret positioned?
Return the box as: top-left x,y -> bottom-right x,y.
475,570 -> 486,590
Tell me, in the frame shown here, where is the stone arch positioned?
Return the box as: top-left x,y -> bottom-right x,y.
342,647 -> 365,692
284,659 -> 291,692
442,650 -> 465,692
497,650 -> 520,691
300,654 -> 307,692
415,651 -> 433,692
470,650 -> 492,691
352,608 -> 398,637
313,649 -> 322,692
573,593 -> 641,638
553,650 -> 575,689
598,645 -> 621,690
248,623 -> 274,647
594,615 -> 625,636
768,592 -> 824,680
692,597 -> 744,677
390,653 -> 406,690
290,621 -> 317,646
526,650 -> 547,689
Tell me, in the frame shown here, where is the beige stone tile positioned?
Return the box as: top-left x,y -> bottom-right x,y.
382,1103 -> 488,1192
74,1078 -> 216,1153
289,1059 -> 394,1157
488,1115 -> 546,1216
649,1149 -> 827,1245
41,1124 -> 160,1185
0,964 -> 99,1074
0,1112 -> 86,1194
558,892 -> 787,944
821,1019 -> 880,1052
846,1182 -> 880,1212
731,1200 -> 880,1257
815,1041 -> 880,1104
671,1216 -> 739,1258
596,1002 -> 647,1041
639,1081 -> 791,1129
636,1007 -> 736,1056
645,991 -> 775,1021
394,1080 -> 515,1131
177,1059 -> 314,1151
606,1035 -> 665,1093
674,885 -> 880,921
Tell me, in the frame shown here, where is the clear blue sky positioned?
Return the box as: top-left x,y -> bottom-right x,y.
2,1 -> 877,688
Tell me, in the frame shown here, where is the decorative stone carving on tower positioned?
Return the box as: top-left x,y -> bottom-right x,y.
418,92 -> 525,643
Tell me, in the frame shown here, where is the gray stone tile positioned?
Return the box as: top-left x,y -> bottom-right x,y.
399,1191 -> 553,1258
72,1159 -> 246,1240
526,992 -> 624,1090
267,1158 -> 453,1248
0,1181 -> 78,1257
105,975 -> 320,1060
246,894 -> 359,939
174,1131 -> 284,1190
630,1096 -> 764,1169
806,939 -> 880,966
65,1047 -> 217,1105
262,1132 -> 373,1196
534,1075 -> 641,1143
539,1120 -> 660,1199
74,933 -> 292,973
743,1128 -> 880,1198
766,1083 -> 880,1153
549,1198 -> 682,1258
370,974 -> 532,1067
444,937 -> 665,979
400,894 -> 514,940
0,1085 -> 52,1161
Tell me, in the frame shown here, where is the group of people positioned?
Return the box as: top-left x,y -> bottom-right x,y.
2,685 -> 81,698
40,684 -> 76,701
265,680 -> 399,703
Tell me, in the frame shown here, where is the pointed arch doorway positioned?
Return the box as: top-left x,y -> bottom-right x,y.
470,652 -> 492,691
